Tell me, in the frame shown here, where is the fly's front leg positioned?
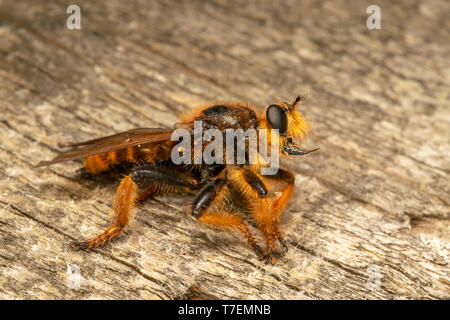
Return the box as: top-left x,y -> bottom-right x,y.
233,167 -> 295,263
72,163 -> 201,250
263,169 -> 295,257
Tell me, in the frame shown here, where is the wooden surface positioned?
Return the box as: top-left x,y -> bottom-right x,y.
0,0 -> 449,299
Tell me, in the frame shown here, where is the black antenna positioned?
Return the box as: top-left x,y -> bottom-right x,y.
287,95 -> 303,110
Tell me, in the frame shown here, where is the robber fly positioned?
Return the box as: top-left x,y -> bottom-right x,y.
36,96 -> 318,263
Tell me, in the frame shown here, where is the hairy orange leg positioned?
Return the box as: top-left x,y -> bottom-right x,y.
259,169 -> 295,263
72,164 -> 200,250
190,173 -> 264,258
198,212 -> 263,257
233,168 -> 295,263
72,174 -> 137,250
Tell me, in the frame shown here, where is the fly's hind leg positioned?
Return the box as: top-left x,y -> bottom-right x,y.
72,163 -> 201,250
134,164 -> 201,204
71,174 -> 137,250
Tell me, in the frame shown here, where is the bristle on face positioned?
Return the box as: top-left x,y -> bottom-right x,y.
286,109 -> 309,142
279,96 -> 309,142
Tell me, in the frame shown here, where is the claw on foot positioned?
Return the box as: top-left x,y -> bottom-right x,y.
252,244 -> 279,264
71,241 -> 90,250
278,237 -> 289,254
264,251 -> 275,265
253,244 -> 265,260
71,226 -> 122,251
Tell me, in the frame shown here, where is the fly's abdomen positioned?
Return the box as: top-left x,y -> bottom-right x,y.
83,141 -> 175,174
83,149 -> 132,174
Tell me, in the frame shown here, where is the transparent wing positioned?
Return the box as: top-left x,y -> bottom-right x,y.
35,128 -> 174,167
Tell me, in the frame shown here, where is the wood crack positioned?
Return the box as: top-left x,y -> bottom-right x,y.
0,200 -> 169,299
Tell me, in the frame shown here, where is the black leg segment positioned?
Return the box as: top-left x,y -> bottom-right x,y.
191,178 -> 226,218
130,163 -> 200,188
241,168 -> 267,197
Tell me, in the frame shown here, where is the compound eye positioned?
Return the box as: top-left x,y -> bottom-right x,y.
266,104 -> 287,134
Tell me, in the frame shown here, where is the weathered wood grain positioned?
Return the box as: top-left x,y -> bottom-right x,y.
0,0 -> 448,299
